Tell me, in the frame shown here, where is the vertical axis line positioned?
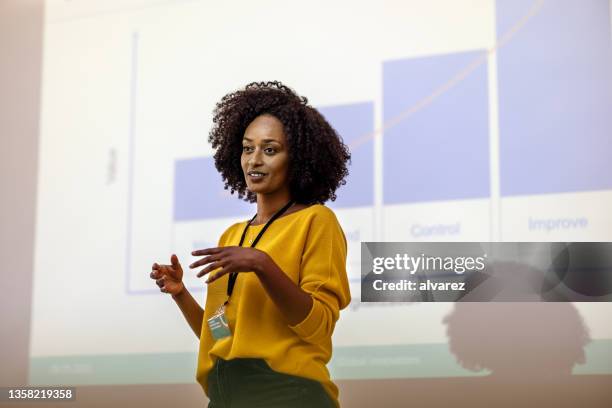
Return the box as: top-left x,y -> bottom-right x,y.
488,3 -> 502,243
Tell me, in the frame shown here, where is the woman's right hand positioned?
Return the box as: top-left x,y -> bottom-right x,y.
150,254 -> 185,297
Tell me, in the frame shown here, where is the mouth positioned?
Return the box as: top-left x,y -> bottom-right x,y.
247,171 -> 267,180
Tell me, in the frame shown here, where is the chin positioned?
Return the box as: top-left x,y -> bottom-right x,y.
246,185 -> 267,194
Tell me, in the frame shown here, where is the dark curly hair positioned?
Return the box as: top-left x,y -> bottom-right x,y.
208,81 -> 351,204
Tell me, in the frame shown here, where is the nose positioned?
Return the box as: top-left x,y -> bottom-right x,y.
248,147 -> 264,166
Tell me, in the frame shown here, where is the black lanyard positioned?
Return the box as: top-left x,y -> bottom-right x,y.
225,200 -> 294,300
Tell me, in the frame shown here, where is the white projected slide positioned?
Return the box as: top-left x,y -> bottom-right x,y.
31,0 -> 612,384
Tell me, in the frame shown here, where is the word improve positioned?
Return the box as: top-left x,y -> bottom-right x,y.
372,253 -> 487,274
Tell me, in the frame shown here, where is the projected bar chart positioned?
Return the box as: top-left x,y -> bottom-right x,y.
497,0 -> 612,196
319,102 -> 375,208
383,50 -> 491,204
33,0 -> 612,389
174,156 -> 252,221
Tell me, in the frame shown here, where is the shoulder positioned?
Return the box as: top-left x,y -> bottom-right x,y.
296,204 -> 343,232
303,204 -> 345,240
300,205 -> 348,260
224,220 -> 246,234
217,220 -> 247,246
304,204 -> 340,222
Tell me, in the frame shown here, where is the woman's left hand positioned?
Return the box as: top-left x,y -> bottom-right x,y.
189,246 -> 268,283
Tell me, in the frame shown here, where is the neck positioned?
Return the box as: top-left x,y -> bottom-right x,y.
254,191 -> 292,225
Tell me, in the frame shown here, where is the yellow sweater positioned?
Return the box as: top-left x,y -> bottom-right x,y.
196,204 -> 351,407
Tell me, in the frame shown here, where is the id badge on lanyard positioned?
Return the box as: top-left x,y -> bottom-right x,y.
207,303 -> 231,340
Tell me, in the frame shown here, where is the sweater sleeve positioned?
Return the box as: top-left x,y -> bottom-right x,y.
288,208 -> 351,344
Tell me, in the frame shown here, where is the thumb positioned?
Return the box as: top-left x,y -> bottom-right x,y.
171,254 -> 182,270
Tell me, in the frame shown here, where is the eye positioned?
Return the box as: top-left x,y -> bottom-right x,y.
264,147 -> 276,154
242,146 -> 253,153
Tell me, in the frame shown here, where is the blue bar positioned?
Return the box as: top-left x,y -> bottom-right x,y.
173,156 -> 252,221
497,0 -> 612,196
383,51 -> 491,204
319,102 -> 375,208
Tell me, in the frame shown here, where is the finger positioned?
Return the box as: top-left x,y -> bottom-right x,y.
196,261 -> 226,278
152,263 -> 160,270
189,254 -> 221,269
160,286 -> 168,293
206,268 -> 230,284
160,264 -> 178,279
171,254 -> 182,269
151,266 -> 168,279
192,247 -> 223,257
156,277 -> 165,288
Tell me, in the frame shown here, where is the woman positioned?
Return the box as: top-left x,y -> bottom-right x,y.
150,81 -> 351,407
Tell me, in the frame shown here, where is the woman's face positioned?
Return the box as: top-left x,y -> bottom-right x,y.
241,114 -> 290,198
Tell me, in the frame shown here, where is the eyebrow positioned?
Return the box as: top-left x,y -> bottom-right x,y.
242,137 -> 282,144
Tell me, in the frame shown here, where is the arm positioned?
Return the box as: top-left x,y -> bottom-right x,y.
254,210 -> 351,344
172,285 -> 204,339
253,255 -> 313,326
282,210 -> 351,344
151,254 -> 204,339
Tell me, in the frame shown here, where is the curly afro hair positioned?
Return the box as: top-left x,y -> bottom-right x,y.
208,81 -> 351,204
